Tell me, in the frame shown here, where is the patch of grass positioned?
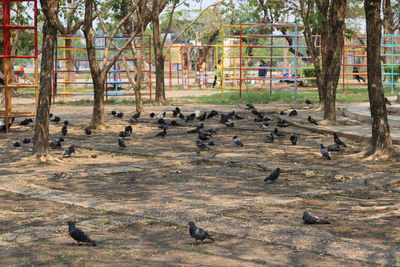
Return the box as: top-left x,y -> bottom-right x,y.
56,97 -> 151,106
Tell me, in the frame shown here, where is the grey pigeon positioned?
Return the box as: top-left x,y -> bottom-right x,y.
62,126 -> 68,136
225,122 -> 234,128
22,138 -> 31,144
63,145 -> 75,157
246,103 -> 255,110
155,128 -> 167,138
118,139 -> 126,149
208,140 -> 215,146
188,221 -> 215,245
264,167 -> 280,182
303,211 -> 331,224
305,100 -> 313,105
333,133 -> 347,147
14,141 -> 21,147
196,140 -> 210,151
320,144 -> 331,160
232,136 -> 243,147
265,133 -> 274,143
290,135 -> 297,145
274,128 -> 284,137
125,126 -> 133,134
260,122 -> 269,129
67,221 -> 97,246
327,144 -> 340,152
119,131 -> 130,139
85,128 -> 92,136
51,116 -> 61,123
308,116 -> 318,125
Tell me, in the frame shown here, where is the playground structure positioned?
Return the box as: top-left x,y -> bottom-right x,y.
0,0 -> 38,132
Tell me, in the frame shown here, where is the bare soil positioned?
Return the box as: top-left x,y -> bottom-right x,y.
1,101 -> 399,266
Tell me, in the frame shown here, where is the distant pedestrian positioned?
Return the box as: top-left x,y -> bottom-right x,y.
258,59 -> 268,85
213,60 -> 222,88
353,67 -> 365,82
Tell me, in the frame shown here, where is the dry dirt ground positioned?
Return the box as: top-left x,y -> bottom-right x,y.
1,101 -> 400,266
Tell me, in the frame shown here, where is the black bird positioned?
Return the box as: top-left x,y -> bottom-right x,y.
290,135 -> 297,145
280,111 -> 287,115
234,113 -> 244,120
208,140 -> 215,146
173,110 -> 178,117
51,116 -> 61,123
116,112 -> 124,118
198,132 -> 211,141
187,123 -> 204,134
225,122 -> 234,128
58,137 -> 65,142
19,118 -> 33,126
22,138 -> 31,144
156,128 -> 167,138
14,141 -> 21,147
175,107 -> 181,114
277,122 -> 289,127
63,145 -> 75,157
274,128 -> 284,137
303,211 -> 331,224
157,118 -> 165,125
308,116 -> 318,125
63,120 -> 69,126
289,110 -> 297,117
119,131 -> 130,138
204,128 -> 217,135
320,144 -> 331,160
196,140 -> 210,151
170,120 -> 181,126
198,112 -> 207,121
265,133 -> 274,143
227,111 -> 235,119
185,113 -> 196,123
62,126 -> 68,136
125,126 -> 133,134
49,113 -> 54,118
118,139 -> 126,149
67,221 -> 97,246
246,103 -> 256,110
188,221 -> 215,245
85,128 -> 92,136
333,133 -> 347,147
261,115 -> 272,121
260,122 -> 269,129
207,110 -> 218,119
178,113 -> 185,120
385,97 -> 392,106
251,110 -> 261,116
305,100 -> 313,105
232,136 -> 243,147
150,112 -> 155,118
49,140 -> 62,149
132,112 -> 141,121
264,167 -> 281,182
220,114 -> 229,124
327,144 -> 340,152
111,110 -> 117,116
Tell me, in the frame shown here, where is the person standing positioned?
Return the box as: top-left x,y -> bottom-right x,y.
212,60 -> 222,88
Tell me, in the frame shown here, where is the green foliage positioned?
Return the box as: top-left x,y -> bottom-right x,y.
303,68 -> 316,77
384,65 -> 400,82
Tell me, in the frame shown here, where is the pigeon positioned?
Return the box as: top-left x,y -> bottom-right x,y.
170,120 -> 181,127
175,107 -> 181,114
118,139 -> 126,149
132,112 -> 141,121
208,140 -> 215,146
157,118 -> 166,125
305,100 -> 313,105
308,116 -> 318,125
385,97 -> 391,106
333,133 -> 347,147
265,133 -> 274,143
49,140 -> 62,149
125,126 -> 133,134
204,128 -> 217,135
277,121 -> 289,127
188,221 -> 215,245
273,128 -> 284,137
327,144 -> 340,151
85,128 -> 92,136
290,135 -> 297,145
49,113 -> 53,118
63,120 -> 69,126
51,116 -> 61,123
19,118 -> 33,126
150,112 -> 155,118
22,138 -> 31,144
178,113 -> 185,120
119,131 -> 130,138
58,137 -> 65,142
227,111 -> 235,119
206,110 -> 218,119
234,113 -> 244,120
155,128 -> 167,138
264,167 -> 280,182
289,110 -> 297,117
196,140 -> 210,151
232,136 -> 243,147
156,112 -> 166,120
251,110 -> 261,116
63,145 -> 75,157
280,111 -> 287,115
246,103 -> 255,110
67,221 -> 97,246
225,122 -> 234,128
116,112 -> 124,118
187,123 -> 204,134
185,113 -> 196,123
14,141 -> 21,147
194,110 -> 201,119
172,110 -> 178,117
303,211 -> 331,224
111,110 -> 117,116
260,122 -> 269,129
320,144 -> 331,160
220,114 -> 229,124
198,132 -> 211,141
198,112 -> 207,121
62,126 -> 68,136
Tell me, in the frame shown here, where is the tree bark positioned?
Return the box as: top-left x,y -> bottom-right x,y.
33,0 -> 59,158
364,0 -> 394,157
65,38 -> 76,83
152,2 -> 166,105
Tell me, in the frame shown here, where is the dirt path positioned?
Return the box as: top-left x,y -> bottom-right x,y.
1,102 -> 400,266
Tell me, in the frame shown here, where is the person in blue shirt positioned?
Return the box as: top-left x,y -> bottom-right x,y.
258,60 -> 267,85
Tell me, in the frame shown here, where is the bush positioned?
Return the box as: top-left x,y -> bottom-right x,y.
303,68 -> 317,77
384,65 -> 400,81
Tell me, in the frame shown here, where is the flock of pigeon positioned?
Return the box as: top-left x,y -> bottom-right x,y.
12,101 -> 345,246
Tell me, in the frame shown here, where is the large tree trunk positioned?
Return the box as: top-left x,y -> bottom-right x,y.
152,8 -> 166,105
33,0 -> 59,159
65,38 -> 76,83
364,0 -> 394,157
320,0 -> 347,123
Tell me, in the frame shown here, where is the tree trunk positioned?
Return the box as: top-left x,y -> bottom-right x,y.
152,9 -> 166,105
65,38 -> 76,83
364,0 -> 394,157
33,0 -> 59,158
318,0 -> 347,123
